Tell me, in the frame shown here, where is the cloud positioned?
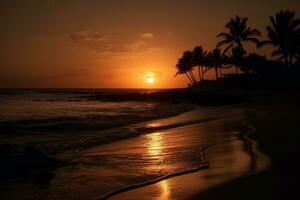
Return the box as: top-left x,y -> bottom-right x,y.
165,31 -> 174,35
140,32 -> 154,39
69,31 -> 108,42
70,31 -> 156,58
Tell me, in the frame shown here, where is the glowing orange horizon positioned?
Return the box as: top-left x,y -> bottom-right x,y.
1,1 -> 297,88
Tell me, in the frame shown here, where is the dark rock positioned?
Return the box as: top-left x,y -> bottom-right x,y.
0,144 -> 61,182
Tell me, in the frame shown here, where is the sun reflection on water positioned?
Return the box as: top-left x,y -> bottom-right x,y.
147,132 -> 164,157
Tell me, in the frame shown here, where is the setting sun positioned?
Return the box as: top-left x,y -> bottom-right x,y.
146,76 -> 155,84
145,72 -> 156,84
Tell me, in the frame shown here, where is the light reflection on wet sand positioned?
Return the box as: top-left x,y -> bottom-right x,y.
6,107 -> 270,200
110,122 -> 270,200
156,180 -> 170,200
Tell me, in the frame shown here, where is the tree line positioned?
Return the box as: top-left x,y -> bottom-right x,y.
175,10 -> 300,86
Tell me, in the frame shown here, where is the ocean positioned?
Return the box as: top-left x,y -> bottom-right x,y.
0,89 -> 269,200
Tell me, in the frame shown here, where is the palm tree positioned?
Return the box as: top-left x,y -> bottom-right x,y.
207,48 -> 224,79
242,53 -> 267,74
183,51 -> 197,83
192,46 -> 207,81
217,16 -> 261,54
175,58 -> 193,85
175,51 -> 197,85
260,10 -> 300,67
230,46 -> 246,74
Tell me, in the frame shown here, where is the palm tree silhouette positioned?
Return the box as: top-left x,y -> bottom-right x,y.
192,46 -> 207,81
175,58 -> 193,85
260,10 -> 300,67
243,53 -> 266,74
175,51 -> 197,85
230,46 -> 246,74
217,16 -> 261,54
207,48 -> 224,79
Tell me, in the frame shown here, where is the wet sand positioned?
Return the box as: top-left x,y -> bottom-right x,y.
3,90 -> 296,200
110,91 -> 300,200
0,105 -> 269,200
55,106 -> 260,200
109,121 -> 270,200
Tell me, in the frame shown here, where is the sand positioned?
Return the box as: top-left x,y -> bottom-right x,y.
108,90 -> 300,200
1,89 -> 299,200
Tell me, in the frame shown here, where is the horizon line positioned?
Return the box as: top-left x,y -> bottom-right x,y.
0,87 -> 185,90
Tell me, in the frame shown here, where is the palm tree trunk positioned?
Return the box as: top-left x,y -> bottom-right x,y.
188,71 -> 195,85
201,66 -> 205,80
192,71 -> 197,83
189,71 -> 197,84
188,71 -> 193,83
284,54 -> 289,67
198,66 -> 202,81
185,73 -> 193,84
215,67 -> 219,80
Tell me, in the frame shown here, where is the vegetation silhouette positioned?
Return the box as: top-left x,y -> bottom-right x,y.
207,48 -> 223,80
230,46 -> 246,74
175,51 -> 197,85
217,15 -> 261,54
192,46 -> 207,81
260,10 -> 300,67
175,10 -> 300,89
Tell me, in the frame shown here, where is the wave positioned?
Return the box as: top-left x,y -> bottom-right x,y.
0,106 -> 244,157
0,114 -> 165,132
98,145 -> 210,200
0,104 -> 196,134
0,96 -> 270,200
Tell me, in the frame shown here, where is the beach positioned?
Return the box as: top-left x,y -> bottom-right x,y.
0,89 -> 299,200
110,90 -> 300,200
2,1 -> 300,199
108,106 -> 270,200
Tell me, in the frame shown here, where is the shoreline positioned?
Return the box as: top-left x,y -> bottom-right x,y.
188,92 -> 300,199
1,104 -> 251,200
1,89 -> 299,199
108,109 -> 270,200
107,89 -> 300,200
98,146 -> 210,200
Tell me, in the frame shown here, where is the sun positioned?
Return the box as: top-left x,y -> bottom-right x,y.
146,76 -> 155,84
144,72 -> 156,85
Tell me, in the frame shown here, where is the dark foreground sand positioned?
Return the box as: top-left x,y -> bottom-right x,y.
188,90 -> 300,200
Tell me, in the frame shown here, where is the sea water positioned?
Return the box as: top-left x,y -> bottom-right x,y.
0,89 -> 268,200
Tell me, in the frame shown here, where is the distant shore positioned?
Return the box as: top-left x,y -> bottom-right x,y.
84,87 -> 248,106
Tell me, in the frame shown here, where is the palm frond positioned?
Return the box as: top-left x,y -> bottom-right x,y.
258,40 -> 273,48
217,32 -> 232,38
217,40 -> 232,48
290,19 -> 300,30
222,44 -> 233,54
245,37 -> 260,44
248,29 -> 261,36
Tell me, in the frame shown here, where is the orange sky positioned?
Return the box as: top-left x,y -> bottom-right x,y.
0,0 -> 300,88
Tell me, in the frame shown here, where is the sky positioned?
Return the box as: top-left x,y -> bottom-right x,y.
0,0 -> 300,88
